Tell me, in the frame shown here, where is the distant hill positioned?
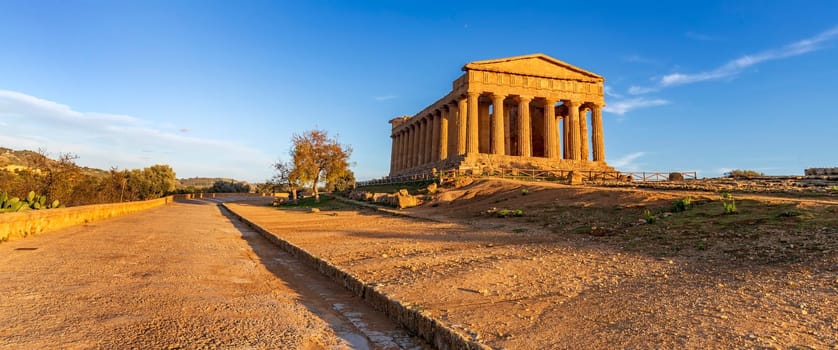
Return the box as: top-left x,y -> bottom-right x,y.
0,147 -> 54,168
1,147 -> 252,189
0,147 -> 108,178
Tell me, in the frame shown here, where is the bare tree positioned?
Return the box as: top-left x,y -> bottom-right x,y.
272,160 -> 301,203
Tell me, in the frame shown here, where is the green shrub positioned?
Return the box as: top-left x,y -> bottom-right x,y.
720,193 -> 737,214
496,208 -> 524,218
521,188 -> 529,196
642,209 -> 656,224
671,196 -> 692,213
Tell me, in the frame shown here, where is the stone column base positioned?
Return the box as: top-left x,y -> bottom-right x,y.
389,153 -> 616,177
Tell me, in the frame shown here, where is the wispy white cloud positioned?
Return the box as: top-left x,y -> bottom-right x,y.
374,95 -> 398,101
0,89 -> 274,181
603,98 -> 669,116
603,85 -> 624,99
622,54 -> 659,64
606,26 -> 838,114
609,152 -> 646,171
661,25 -> 838,87
0,90 -> 142,125
685,31 -> 720,41
627,86 -> 658,95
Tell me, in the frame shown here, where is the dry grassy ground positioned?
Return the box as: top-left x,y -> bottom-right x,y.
228,179 -> 838,349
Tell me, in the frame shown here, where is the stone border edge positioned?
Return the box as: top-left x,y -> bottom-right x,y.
0,196 -> 175,242
220,203 -> 491,350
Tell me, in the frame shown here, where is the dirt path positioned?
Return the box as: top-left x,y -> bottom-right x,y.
226,194 -> 837,349
0,199 -> 425,349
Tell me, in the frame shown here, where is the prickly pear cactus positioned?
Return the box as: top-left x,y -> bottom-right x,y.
0,191 -> 63,213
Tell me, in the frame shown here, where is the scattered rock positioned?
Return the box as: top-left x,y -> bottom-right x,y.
394,193 -> 418,209
453,176 -> 474,188
567,171 -> 583,185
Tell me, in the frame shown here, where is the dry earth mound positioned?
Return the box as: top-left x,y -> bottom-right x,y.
231,181 -> 838,348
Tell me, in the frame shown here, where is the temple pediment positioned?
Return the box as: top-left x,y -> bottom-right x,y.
463,54 -> 603,82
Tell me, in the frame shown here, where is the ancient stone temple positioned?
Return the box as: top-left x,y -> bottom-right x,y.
388,54 -> 615,176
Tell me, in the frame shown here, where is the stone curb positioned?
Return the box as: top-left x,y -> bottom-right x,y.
220,203 -> 490,350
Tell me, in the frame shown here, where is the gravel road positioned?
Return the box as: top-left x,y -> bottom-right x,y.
0,199 -> 424,349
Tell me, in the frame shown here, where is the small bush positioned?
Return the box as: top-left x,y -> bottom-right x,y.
725,169 -> 764,179
671,196 -> 692,213
720,193 -> 737,214
496,208 -> 524,218
521,188 -> 529,196
642,209 -> 656,224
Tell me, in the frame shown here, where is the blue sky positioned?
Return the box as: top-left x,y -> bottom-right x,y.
1,1 -> 837,182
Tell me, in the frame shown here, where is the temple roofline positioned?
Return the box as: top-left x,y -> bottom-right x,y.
462,53 -> 604,81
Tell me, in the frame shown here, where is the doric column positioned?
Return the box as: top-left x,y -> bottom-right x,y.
431,112 -> 441,162
491,94 -> 505,155
447,102 -> 458,157
425,116 -> 434,164
592,105 -> 605,162
466,92 -> 480,155
389,134 -> 397,174
419,118 -> 429,165
479,101 -> 490,153
413,118 -> 422,167
403,130 -> 410,170
397,131 -> 405,170
439,107 -> 449,161
412,123 -> 420,167
518,96 -> 532,157
503,105 -> 511,155
543,99 -> 557,158
566,100 -> 581,160
403,127 -> 410,169
553,114 -> 562,159
562,115 -> 570,159
404,127 -> 411,169
457,97 -> 468,155
580,106 -> 590,161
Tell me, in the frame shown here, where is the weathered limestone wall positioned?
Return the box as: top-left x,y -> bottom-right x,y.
0,196 -> 174,242
399,153 -> 615,176
805,168 -> 838,176
173,193 -> 267,200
